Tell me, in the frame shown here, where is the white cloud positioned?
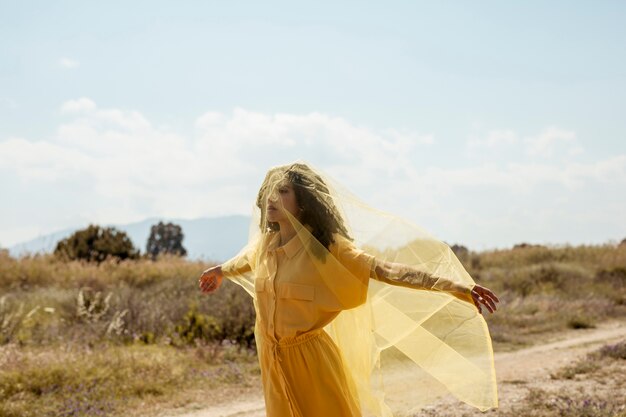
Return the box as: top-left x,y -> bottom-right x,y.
468,126 -> 585,162
195,111 -> 224,128
60,98 -> 96,114
467,129 -> 518,149
58,57 -> 80,69
568,145 -> 585,156
414,156 -> 626,194
192,107 -> 426,183
381,128 -> 434,145
566,154 -> 626,184
1,101 -> 434,232
1,104 -> 624,248
0,137 -> 92,182
524,126 -> 576,157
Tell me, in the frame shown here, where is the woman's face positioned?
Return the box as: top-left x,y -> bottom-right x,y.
266,181 -> 300,223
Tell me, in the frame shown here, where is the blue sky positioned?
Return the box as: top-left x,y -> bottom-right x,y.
1,1 -> 625,250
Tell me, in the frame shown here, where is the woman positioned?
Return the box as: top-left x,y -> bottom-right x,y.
199,162 -> 499,417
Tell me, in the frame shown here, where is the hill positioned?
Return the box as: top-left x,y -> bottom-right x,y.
7,215 -> 251,262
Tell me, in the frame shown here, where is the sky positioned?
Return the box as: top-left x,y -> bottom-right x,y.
1,1 -> 625,251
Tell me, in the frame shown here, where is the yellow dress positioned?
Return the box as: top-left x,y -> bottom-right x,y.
222,229 -> 373,417
219,161 -> 498,417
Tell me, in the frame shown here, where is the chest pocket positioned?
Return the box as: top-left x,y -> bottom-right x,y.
278,282 -> 315,301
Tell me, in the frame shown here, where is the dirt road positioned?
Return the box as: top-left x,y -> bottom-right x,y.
161,320 -> 626,417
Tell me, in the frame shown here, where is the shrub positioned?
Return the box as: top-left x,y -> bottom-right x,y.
597,340 -> 626,360
567,316 -> 596,329
595,267 -> 626,288
54,225 -> 140,263
173,306 -> 221,346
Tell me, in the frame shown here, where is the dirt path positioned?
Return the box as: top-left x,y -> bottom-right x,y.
420,320 -> 626,416
161,320 -> 626,417
494,320 -> 625,382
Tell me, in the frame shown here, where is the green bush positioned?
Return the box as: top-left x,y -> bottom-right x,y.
173,305 -> 221,345
54,225 -> 140,263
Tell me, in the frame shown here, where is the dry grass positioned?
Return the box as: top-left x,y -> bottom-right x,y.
419,339 -> 626,417
0,251 -> 256,348
459,244 -> 626,350
0,242 -> 625,416
0,341 -> 259,417
550,339 -> 626,380
503,340 -> 626,417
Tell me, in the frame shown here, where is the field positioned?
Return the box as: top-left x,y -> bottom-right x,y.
1,242 -> 625,417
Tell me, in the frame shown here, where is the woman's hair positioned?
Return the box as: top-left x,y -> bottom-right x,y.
256,163 -> 351,250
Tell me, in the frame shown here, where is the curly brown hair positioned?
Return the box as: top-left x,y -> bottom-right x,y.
256,163 -> 351,250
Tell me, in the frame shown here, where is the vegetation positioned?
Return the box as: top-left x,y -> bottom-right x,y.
0,342 -> 258,417
503,340 -> 626,417
0,251 -> 255,348
53,225 -> 140,263
551,339 -> 626,380
146,221 -> 187,260
0,240 -> 625,416
421,339 -> 626,417
458,242 -> 626,350
0,248 -> 255,417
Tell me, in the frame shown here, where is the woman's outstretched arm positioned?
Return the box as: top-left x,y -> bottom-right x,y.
371,260 -> 499,314
198,241 -> 256,294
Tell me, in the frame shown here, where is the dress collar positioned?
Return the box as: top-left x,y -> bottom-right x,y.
267,224 -> 313,259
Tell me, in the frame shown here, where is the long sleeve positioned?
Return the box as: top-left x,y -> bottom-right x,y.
332,234 -> 474,300
221,242 -> 257,278
221,254 -> 251,277
370,259 -> 475,302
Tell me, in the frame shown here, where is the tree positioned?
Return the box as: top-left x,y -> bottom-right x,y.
146,221 -> 187,260
54,225 -> 140,262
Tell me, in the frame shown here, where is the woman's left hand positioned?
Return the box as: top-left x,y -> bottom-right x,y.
471,285 -> 499,314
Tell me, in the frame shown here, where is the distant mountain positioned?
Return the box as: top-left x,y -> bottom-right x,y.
8,215 -> 251,262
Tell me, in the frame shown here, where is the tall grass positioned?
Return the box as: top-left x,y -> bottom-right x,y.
457,243 -> 626,349
0,250 -> 258,416
0,342 -> 258,417
0,243 -> 625,415
0,250 -> 255,348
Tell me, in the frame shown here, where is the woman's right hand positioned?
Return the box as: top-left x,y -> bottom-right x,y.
199,265 -> 224,294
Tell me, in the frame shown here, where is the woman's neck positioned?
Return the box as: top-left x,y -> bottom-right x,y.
277,221 -> 297,246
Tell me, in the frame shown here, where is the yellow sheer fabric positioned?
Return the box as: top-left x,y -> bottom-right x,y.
220,162 -> 498,417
